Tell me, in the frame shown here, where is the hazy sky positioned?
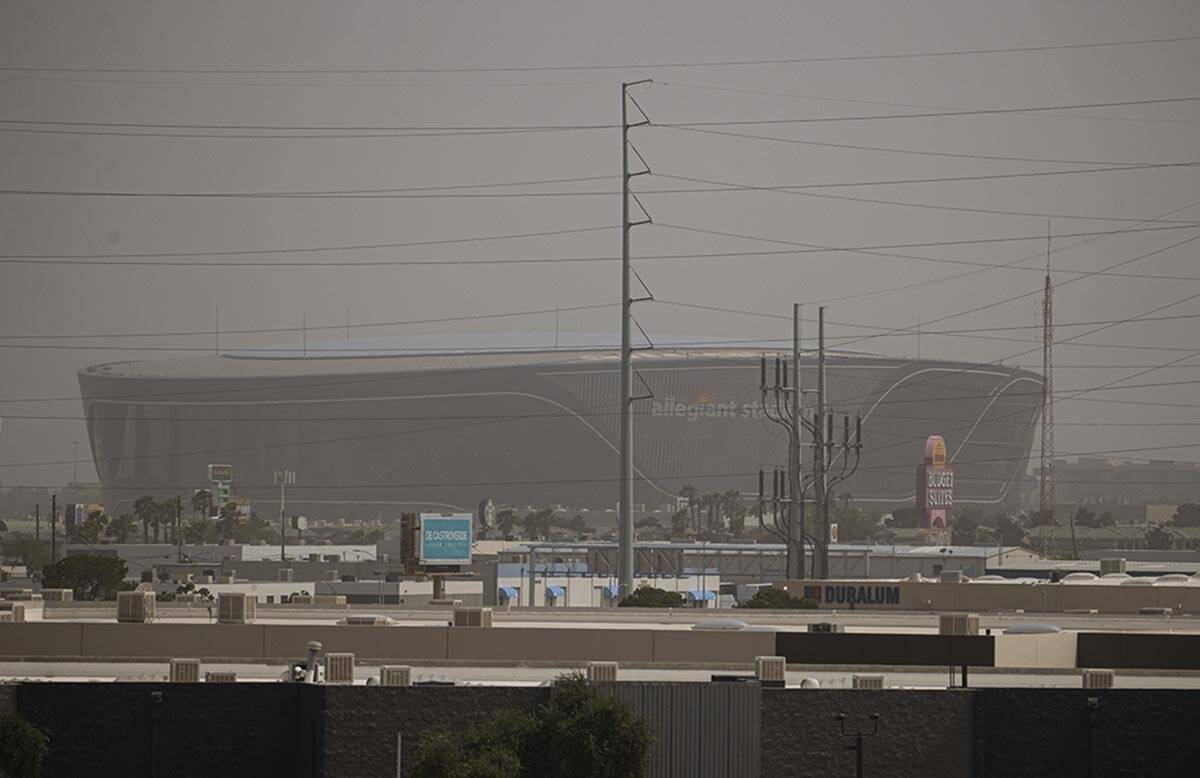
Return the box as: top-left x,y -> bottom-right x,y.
1,0 -> 1199,487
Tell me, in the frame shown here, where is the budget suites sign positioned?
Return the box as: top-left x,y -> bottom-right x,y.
916,434 -> 953,546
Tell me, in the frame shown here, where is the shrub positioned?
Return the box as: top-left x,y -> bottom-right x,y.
617,587 -> 685,608
412,674 -> 650,778
738,587 -> 818,609
0,713 -> 48,778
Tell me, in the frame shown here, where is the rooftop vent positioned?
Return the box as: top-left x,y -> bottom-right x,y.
1083,669 -> 1115,689
938,613 -> 979,636
117,591 -> 156,623
217,592 -> 256,624
852,674 -> 884,690
169,658 -> 201,683
325,652 -> 355,685
586,661 -> 619,683
380,666 -> 412,686
453,607 -> 493,627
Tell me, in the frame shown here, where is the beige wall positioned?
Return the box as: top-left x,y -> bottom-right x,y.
777,578 -> 1200,614
993,633 -> 1078,668
0,623 -> 773,665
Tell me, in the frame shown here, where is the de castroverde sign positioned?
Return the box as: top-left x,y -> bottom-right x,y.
418,513 -> 473,565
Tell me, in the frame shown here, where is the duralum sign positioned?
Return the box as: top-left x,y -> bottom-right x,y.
803,584 -> 902,606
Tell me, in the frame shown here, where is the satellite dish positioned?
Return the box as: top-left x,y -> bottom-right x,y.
479,498 -> 497,529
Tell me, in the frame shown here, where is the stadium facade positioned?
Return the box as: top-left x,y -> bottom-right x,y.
78,337 -> 1042,517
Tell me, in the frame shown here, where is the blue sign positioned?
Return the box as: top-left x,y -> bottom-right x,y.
419,513 -> 473,565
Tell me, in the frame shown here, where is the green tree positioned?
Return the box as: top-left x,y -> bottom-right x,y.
1146,524 -> 1175,550
993,514 -> 1027,546
678,485 -> 700,531
181,517 -> 218,543
521,507 -> 555,541
739,587 -> 818,609
1172,503 -> 1200,527
190,488 -> 214,518
618,587 -> 684,608
834,504 -> 883,543
133,495 -> 157,544
76,509 -> 109,545
669,509 -> 691,539
0,713 -> 48,778
106,513 -> 138,543
42,554 -> 129,600
1072,507 -> 1099,529
216,501 -> 244,542
412,674 -> 650,778
496,508 -> 518,536
886,505 -> 922,529
0,533 -> 50,571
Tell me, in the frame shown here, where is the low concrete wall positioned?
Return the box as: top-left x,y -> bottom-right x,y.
0,623 -> 771,666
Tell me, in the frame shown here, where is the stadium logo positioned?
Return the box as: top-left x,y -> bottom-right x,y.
650,392 -> 767,422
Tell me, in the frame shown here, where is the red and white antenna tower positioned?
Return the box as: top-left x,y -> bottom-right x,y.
1040,219 -> 1055,527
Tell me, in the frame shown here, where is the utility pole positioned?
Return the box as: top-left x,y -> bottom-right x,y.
50,494 -> 57,564
787,304 -> 804,578
617,79 -> 652,598
176,497 -> 183,563
275,470 -> 295,562
814,307 -> 829,578
35,503 -> 40,542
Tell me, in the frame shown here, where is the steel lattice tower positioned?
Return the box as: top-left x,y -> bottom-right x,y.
1040,224 -> 1055,527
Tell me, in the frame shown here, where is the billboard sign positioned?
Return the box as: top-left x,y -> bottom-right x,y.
208,464 -> 234,483
419,513 -> 473,565
916,435 -> 953,545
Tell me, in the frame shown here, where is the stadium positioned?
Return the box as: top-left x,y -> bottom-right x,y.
77,334 -> 1042,517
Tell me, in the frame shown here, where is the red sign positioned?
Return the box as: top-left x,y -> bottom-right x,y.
916,435 -> 953,545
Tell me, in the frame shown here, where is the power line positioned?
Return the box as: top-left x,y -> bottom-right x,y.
0,224 -> 616,261
665,95 -> 1200,126
659,81 -> 1200,127
2,33 -> 1196,73
661,124 -> 1164,166
8,223 -> 1199,269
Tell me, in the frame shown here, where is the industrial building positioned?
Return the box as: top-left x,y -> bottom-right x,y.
78,337 -> 1041,517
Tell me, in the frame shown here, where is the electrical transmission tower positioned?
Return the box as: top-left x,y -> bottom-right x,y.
617,79 -> 654,597
1040,221 -> 1055,531
760,306 -> 862,579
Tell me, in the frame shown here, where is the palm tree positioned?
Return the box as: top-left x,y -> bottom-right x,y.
106,513 -> 137,543
189,489 -> 213,518
133,496 -> 157,544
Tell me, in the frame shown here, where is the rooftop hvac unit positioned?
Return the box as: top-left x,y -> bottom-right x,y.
380,666 -> 412,686
39,589 -> 73,602
323,570 -> 339,582
278,569 -> 294,582
169,658 -> 201,683
325,652 -> 355,684
453,607 -> 493,627
754,656 -> 786,682
0,589 -> 34,601
1,604 -> 26,623
313,594 -> 347,606
117,591 -> 156,623
1083,669 -> 1115,689
938,613 -> 980,636
939,570 -> 964,583
807,622 -> 844,633
0,613 -> 12,623
217,592 -> 256,624
340,615 -> 391,626
1100,558 -> 1127,576
181,573 -> 194,584
852,674 -> 885,690
586,661 -> 619,682
309,554 -> 320,562
220,575 -> 236,585
205,671 -> 238,683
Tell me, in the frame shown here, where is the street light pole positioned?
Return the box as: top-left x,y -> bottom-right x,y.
275,470 -> 295,562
